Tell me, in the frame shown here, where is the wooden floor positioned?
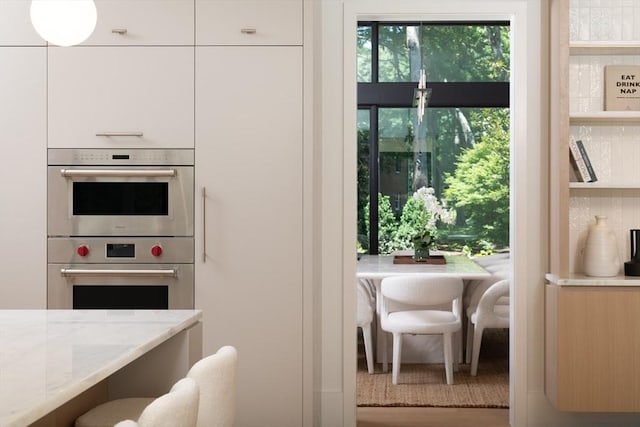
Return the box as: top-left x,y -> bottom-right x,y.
357,407 -> 510,427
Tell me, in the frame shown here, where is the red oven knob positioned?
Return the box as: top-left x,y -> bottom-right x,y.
151,245 -> 163,257
77,245 -> 89,257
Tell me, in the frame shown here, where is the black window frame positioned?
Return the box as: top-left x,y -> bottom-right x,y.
358,21 -> 510,254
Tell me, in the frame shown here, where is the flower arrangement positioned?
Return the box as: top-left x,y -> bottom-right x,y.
411,186 -> 456,260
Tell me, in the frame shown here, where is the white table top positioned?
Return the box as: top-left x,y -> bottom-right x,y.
0,309 -> 202,427
357,254 -> 490,280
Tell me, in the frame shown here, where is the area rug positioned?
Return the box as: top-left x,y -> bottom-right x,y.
357,329 -> 509,408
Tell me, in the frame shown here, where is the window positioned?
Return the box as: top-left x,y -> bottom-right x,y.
357,22 -> 510,255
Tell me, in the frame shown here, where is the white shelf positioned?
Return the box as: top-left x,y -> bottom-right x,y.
569,182 -> 640,189
546,272 -> 640,286
570,41 -> 640,55
570,111 -> 640,124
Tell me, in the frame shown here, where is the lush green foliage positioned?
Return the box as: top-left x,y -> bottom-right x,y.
444,109 -> 510,250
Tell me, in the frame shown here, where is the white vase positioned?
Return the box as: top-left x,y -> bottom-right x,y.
583,215 -> 620,277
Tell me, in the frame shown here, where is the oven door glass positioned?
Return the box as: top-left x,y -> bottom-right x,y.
48,166 -> 193,236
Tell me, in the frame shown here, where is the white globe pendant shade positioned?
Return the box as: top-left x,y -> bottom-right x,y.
30,0 -> 97,47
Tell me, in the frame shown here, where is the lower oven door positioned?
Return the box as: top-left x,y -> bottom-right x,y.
47,263 -> 194,309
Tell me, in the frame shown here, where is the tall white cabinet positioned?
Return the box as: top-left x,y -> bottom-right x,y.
195,46 -> 304,427
0,2 -> 47,308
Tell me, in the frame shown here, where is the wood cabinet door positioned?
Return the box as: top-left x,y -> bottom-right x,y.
81,0 -> 194,46
0,48 -> 46,308
48,47 -> 194,148
196,0 -> 302,46
0,1 -> 45,46
195,46 -> 303,427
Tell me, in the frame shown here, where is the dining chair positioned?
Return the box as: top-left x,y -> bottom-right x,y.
357,279 -> 375,374
76,345 -> 238,427
380,275 -> 463,385
466,279 -> 510,376
113,377 -> 199,427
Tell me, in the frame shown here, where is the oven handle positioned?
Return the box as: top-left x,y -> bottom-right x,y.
60,169 -> 177,178
60,268 -> 178,278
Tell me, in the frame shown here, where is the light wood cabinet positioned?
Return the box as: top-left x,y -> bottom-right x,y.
194,46 -> 303,427
546,284 -> 640,412
48,47 -> 194,148
0,48 -> 47,308
196,0 -> 302,45
81,0 -> 194,46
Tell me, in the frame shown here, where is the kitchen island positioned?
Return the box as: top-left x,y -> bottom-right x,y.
0,310 -> 202,427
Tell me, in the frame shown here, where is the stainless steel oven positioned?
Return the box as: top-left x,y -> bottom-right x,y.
47,149 -> 194,237
47,237 -> 194,309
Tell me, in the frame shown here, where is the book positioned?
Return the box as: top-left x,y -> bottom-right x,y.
576,139 -> 597,182
605,65 -> 640,111
569,137 -> 596,182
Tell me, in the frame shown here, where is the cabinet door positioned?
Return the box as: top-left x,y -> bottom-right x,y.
82,0 -> 194,45
196,0 -> 302,45
195,46 -> 303,427
0,1 -> 45,45
48,47 -> 194,148
0,48 -> 46,308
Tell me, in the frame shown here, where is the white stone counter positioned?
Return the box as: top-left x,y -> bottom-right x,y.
0,309 -> 202,427
546,273 -> 640,286
357,254 -> 491,280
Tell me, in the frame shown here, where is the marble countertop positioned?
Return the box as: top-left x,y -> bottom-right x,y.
357,254 -> 491,280
0,309 -> 202,427
546,272 -> 640,286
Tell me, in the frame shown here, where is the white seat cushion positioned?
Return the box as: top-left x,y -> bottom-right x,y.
384,310 -> 460,334
75,398 -> 153,427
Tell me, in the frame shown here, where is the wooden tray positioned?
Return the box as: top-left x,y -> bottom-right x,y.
393,255 -> 447,265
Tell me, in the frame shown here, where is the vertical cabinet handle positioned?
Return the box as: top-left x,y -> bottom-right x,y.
202,187 -> 207,263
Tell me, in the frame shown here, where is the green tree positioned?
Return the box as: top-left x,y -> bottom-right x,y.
444,109 -> 510,250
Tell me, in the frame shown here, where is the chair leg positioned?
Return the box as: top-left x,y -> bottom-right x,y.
443,332 -> 454,385
470,324 -> 485,376
362,324 -> 374,374
391,333 -> 402,385
465,318 -> 474,364
382,330 -> 388,373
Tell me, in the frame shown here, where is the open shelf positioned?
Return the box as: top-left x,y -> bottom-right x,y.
570,41 -> 640,55
570,111 -> 640,124
569,182 -> 640,189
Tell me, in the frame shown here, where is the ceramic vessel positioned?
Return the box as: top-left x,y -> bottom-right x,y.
583,215 -> 620,277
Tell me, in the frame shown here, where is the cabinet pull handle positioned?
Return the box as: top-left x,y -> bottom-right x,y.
202,186 -> 207,263
112,28 -> 128,35
240,28 -> 257,34
96,132 -> 143,137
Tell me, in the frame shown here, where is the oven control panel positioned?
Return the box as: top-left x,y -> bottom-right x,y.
48,237 -> 193,264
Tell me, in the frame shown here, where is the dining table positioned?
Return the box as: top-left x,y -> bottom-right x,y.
357,253 -> 491,368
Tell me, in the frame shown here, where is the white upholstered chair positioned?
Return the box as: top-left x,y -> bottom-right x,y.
357,279 -> 376,374
76,345 -> 238,427
466,279 -> 510,376
112,377 -> 199,427
380,275 -> 463,385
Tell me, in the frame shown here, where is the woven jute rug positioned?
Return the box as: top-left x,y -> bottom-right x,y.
357,329 -> 509,408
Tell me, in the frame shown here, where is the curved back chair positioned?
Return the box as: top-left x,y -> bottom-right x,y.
113,377 -> 199,427
76,346 -> 238,427
466,279 -> 510,376
380,275 -> 463,385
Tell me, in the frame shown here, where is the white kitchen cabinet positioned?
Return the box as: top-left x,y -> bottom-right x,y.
196,0 -> 302,46
195,46 -> 303,427
0,1 -> 45,46
0,48 -> 46,308
48,47 -> 194,148
81,0 -> 194,46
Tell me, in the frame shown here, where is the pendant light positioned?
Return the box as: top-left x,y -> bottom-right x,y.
413,23 -> 432,125
30,0 -> 97,47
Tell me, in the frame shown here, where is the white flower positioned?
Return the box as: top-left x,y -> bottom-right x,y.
412,186 -> 456,230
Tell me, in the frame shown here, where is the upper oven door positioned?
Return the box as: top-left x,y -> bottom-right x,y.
48,165 -> 194,237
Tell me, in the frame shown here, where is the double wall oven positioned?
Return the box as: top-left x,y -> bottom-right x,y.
47,149 -> 194,309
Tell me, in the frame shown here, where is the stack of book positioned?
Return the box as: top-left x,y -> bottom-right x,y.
569,138 -> 597,183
